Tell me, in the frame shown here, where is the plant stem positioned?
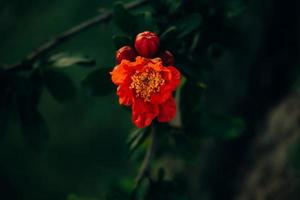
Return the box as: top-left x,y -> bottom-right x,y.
5,0 -> 148,71
135,124 -> 157,186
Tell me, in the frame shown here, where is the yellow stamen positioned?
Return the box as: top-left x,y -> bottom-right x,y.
130,68 -> 165,101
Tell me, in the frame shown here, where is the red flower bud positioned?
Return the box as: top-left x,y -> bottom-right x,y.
158,50 -> 174,66
115,46 -> 137,64
134,31 -> 160,58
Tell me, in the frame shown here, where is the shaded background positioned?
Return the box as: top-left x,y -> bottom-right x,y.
0,0 -> 300,200
0,0 -> 134,199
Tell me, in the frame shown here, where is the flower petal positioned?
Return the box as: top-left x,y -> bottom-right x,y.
132,98 -> 159,128
157,97 -> 176,122
163,66 -> 181,90
150,66 -> 180,104
111,64 -> 127,85
117,84 -> 133,106
150,85 -> 172,104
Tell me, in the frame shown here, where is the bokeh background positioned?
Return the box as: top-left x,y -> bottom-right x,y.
0,0 -> 134,199
0,0 -> 300,200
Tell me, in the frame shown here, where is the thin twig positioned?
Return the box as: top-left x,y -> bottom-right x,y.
131,125 -> 157,200
135,124 -> 157,186
5,0 -> 148,71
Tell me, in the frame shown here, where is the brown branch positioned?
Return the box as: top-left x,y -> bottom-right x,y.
5,0 -> 148,71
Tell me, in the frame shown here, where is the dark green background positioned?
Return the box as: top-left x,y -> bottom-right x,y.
0,0 -> 136,199
1,0 -> 300,200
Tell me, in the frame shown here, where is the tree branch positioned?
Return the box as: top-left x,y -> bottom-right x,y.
5,0 -> 148,71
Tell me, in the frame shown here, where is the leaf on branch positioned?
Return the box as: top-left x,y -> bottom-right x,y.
48,53 -> 96,68
43,68 -> 77,102
176,13 -> 203,39
127,126 -> 151,154
81,68 -> 114,97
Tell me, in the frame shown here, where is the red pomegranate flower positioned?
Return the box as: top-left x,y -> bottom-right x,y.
135,31 -> 160,58
111,56 -> 180,128
115,46 -> 137,64
158,50 -> 174,66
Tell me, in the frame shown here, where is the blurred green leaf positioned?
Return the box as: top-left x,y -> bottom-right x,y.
81,68 -> 114,96
166,0 -> 182,13
226,0 -> 247,19
225,117 -> 246,139
150,0 -> 182,14
136,11 -> 159,33
43,68 -> 77,102
113,2 -> 137,35
48,53 -> 95,68
200,113 -> 246,139
159,26 -> 178,42
128,126 -> 151,154
127,128 -> 144,145
189,32 -> 201,52
177,13 -> 203,39
105,185 -> 131,200
112,35 -> 132,49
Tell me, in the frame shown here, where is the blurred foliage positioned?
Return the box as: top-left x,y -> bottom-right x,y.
0,0 -> 300,200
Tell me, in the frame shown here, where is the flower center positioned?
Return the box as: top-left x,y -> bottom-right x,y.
130,68 -> 165,101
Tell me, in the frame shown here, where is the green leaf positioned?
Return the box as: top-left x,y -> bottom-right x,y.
200,113 -> 246,140
112,35 -> 132,49
113,2 -> 137,35
159,26 -> 178,41
226,0 -> 247,19
189,32 -> 201,52
128,126 -> 151,154
177,13 -> 203,39
224,117 -> 246,139
48,53 -> 95,68
135,11 -> 159,33
81,68 -> 114,96
150,0 -> 182,14
166,0 -> 182,13
43,68 -> 77,102
127,128 -> 144,145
